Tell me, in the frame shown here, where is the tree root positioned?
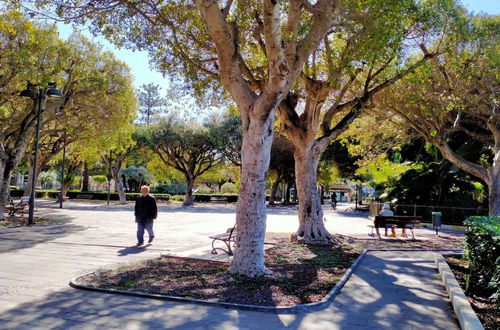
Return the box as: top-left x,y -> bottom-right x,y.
291,232 -> 344,245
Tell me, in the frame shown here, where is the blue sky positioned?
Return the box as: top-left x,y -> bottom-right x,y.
57,0 -> 499,91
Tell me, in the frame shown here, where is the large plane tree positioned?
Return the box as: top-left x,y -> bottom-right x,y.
22,0 -> 342,276
373,15 -> 500,216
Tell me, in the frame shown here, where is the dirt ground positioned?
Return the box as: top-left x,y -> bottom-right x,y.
445,255 -> 499,330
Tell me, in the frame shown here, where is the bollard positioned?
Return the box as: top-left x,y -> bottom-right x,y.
432,212 -> 442,235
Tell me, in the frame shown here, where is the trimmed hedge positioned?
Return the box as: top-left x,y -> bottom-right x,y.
463,216 -> 500,302
64,191 -> 170,201
10,190 -> 257,203
10,189 -> 58,198
9,189 -> 170,201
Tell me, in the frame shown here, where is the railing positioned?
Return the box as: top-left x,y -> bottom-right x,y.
369,202 -> 488,226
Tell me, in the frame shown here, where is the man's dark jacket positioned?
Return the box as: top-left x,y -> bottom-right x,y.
134,194 -> 158,224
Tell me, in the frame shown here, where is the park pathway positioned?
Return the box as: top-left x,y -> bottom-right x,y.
0,202 -> 459,329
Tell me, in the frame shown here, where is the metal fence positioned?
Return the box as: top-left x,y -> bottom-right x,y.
369,202 -> 489,226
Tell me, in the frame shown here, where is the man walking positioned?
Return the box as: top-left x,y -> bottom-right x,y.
135,185 -> 157,246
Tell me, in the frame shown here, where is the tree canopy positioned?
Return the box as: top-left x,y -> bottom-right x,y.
371,14 -> 500,215
0,9 -> 136,218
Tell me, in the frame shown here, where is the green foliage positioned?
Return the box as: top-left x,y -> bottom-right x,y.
169,195 -> 185,202
38,172 -> 56,187
137,83 -> 166,125
198,163 -> 240,190
463,216 -> 500,301
357,154 -> 415,188
220,182 -> 236,194
91,175 -> 108,185
206,112 -> 242,166
122,166 -> 154,192
140,116 -> 228,199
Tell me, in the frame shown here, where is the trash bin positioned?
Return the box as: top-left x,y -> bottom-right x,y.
432,212 -> 442,235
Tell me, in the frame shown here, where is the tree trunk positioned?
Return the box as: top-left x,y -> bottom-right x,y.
436,138 -> 499,216
229,113 -> 275,277
0,162 -> 13,220
22,161 -> 42,198
61,183 -> 69,197
268,171 -> 283,206
111,163 -> 127,204
294,143 -> 336,244
488,164 -> 499,216
183,176 -> 195,206
284,183 -> 291,204
82,162 -> 89,191
487,126 -> 499,216
0,134 -> 32,219
23,164 -> 35,197
357,185 -> 363,205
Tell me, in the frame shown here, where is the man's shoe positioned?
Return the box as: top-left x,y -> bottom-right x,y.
148,236 -> 155,244
136,241 -> 144,247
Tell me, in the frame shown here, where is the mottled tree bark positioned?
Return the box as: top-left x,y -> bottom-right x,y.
0,129 -> 33,220
230,112 -> 275,276
194,0 -> 339,276
111,164 -> 127,204
183,175 -> 195,206
22,161 -> 37,198
293,142 -> 337,244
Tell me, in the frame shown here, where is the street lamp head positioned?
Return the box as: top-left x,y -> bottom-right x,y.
19,83 -> 37,99
46,82 -> 63,98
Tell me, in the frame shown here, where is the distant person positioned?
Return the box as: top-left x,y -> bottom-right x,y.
331,193 -> 337,210
379,203 -> 394,216
377,203 -> 396,237
134,185 -> 158,246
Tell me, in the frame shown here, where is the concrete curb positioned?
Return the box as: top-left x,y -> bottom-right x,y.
434,254 -> 484,330
70,250 -> 368,314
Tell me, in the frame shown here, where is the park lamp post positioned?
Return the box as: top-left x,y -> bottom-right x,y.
20,82 -> 63,225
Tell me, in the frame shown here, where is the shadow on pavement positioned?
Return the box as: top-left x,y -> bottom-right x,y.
117,245 -> 152,256
337,253 -> 459,329
0,288 -> 306,329
0,222 -> 86,254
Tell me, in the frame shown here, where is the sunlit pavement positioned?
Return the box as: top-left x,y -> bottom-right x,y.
0,200 -> 459,329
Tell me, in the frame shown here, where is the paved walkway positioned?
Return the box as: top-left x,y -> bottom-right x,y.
0,201 -> 459,329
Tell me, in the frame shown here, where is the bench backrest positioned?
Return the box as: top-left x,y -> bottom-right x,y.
211,196 -> 228,201
375,215 -> 421,220
375,215 -> 421,224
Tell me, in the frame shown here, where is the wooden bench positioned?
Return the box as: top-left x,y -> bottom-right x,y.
210,196 -> 228,205
374,215 -> 422,239
6,197 -> 30,216
75,194 -> 93,199
209,225 -> 237,255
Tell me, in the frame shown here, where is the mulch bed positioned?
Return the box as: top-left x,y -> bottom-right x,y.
0,215 -> 62,227
445,255 -> 499,330
76,232 -> 464,307
78,237 -> 360,306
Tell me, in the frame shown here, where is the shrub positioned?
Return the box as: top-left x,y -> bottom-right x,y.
221,182 -> 236,193
170,195 -> 185,202
463,216 -> 500,302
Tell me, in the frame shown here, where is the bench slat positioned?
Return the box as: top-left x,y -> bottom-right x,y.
209,225 -> 237,255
